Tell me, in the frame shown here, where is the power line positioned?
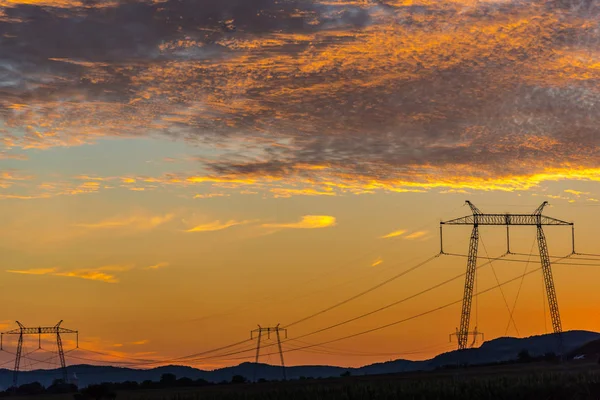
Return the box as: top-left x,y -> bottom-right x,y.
505,238 -> 536,335
226,266 -> 543,361
445,253 -> 600,267
64,254 -> 442,368
283,254 -> 439,328
480,237 -> 519,336
162,254 -> 510,364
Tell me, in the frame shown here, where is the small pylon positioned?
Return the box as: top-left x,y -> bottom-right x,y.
450,326 -> 484,349
251,324 -> 287,381
1,321 -> 78,388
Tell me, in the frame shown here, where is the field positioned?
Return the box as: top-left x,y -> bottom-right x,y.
13,360 -> 600,400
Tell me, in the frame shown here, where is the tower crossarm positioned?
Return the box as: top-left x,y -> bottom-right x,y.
441,213 -> 572,226
2,320 -> 77,336
3,327 -> 77,335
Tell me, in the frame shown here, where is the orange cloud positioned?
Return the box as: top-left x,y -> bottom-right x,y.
0,171 -> 34,188
6,268 -> 58,275
131,339 -> 150,345
7,265 -> 132,283
371,258 -> 383,267
262,215 -> 336,229
194,193 -> 230,199
145,262 -> 170,270
404,231 -> 428,240
270,188 -> 336,198
564,189 -> 589,197
54,270 -> 120,283
380,229 -> 407,239
186,220 -> 252,233
75,213 -> 174,230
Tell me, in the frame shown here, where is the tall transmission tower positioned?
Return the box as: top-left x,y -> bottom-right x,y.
251,324 -> 287,381
1,320 -> 78,388
440,201 -> 573,351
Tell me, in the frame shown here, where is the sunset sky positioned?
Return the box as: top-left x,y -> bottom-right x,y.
1,0 -> 600,371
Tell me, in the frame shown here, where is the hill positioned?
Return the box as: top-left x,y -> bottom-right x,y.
0,330 -> 597,389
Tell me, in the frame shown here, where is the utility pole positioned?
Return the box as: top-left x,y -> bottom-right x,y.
441,201 -> 572,352
1,321 -> 78,388
251,324 -> 287,381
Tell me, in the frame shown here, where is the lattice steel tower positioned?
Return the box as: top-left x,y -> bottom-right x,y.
440,201 -> 573,351
251,324 -> 287,381
1,320 -> 78,387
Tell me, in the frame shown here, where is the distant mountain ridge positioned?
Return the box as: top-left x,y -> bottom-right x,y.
1,330 -> 598,389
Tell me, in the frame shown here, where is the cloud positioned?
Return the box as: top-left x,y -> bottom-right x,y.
0,0 -> 599,195
6,264 -> 132,283
75,213 -> 174,230
270,188 -> 336,198
0,170 -> 34,188
380,229 -> 407,239
185,220 -> 252,232
131,339 -> 150,345
261,215 -> 336,229
54,270 -> 120,283
564,189 -> 590,197
0,152 -> 27,160
371,258 -> 383,267
145,262 -> 170,270
6,268 -> 58,275
193,193 -> 230,199
404,231 -> 428,240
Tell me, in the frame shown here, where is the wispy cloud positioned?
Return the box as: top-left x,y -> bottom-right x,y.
405,231 -> 428,240
186,220 -> 252,233
145,262 -> 170,270
7,264 -> 133,283
54,270 -> 120,283
270,188 -> 336,198
7,268 -> 58,275
75,213 -> 174,230
131,339 -> 150,345
380,229 -> 407,239
193,193 -> 230,199
564,189 -> 590,197
262,215 -> 336,229
371,258 -> 383,267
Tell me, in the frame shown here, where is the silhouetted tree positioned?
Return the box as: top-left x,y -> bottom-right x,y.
340,371 -> 352,377
16,382 -> 44,396
141,380 -> 154,389
518,349 -> 532,363
116,381 -> 139,390
195,378 -> 210,386
47,379 -> 77,394
82,384 -> 115,400
231,375 -> 247,384
176,377 -> 193,387
160,373 -> 177,386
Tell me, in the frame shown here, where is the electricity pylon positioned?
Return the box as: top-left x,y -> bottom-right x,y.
450,326 -> 484,348
1,320 -> 78,387
251,324 -> 287,381
441,201 -> 573,351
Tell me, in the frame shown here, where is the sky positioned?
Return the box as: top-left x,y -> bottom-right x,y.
0,0 -> 600,371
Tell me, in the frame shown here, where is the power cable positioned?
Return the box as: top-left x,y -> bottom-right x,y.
480,237 -> 519,336
505,238 -> 536,335
225,266 -> 543,361
283,253 -> 440,328
168,254 -> 509,364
